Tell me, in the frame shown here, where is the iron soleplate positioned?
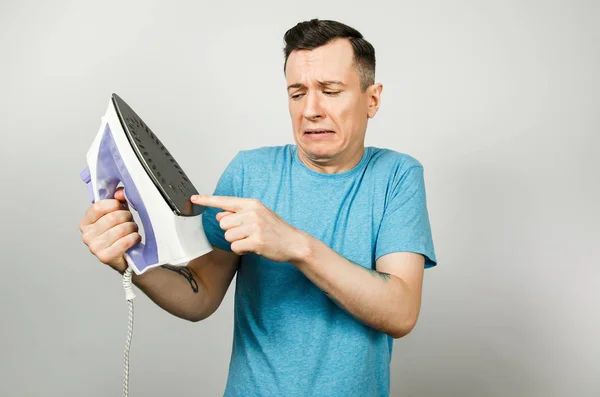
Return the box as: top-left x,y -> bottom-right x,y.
111,93 -> 204,217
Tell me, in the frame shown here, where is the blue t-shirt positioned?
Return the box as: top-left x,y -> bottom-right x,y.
202,144 -> 437,397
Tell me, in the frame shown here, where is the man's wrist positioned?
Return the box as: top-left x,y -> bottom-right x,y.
289,230 -> 317,268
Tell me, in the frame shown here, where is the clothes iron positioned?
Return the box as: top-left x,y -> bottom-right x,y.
80,93 -> 214,397
80,93 -> 213,277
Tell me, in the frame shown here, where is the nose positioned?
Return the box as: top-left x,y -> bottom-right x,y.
302,91 -> 324,121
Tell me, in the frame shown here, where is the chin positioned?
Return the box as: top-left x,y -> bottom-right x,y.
296,133 -> 342,159
302,145 -> 339,162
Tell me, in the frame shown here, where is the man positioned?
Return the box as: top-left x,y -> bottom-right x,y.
79,19 -> 437,397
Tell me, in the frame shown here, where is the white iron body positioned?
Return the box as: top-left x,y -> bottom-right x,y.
82,96 -> 212,275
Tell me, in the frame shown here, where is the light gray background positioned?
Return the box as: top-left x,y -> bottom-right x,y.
1,1 -> 598,396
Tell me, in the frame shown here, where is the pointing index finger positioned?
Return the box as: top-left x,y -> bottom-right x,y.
191,195 -> 249,212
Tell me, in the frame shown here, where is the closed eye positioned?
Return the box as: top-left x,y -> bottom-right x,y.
290,91 -> 340,100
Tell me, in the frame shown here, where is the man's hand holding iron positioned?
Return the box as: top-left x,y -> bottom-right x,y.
191,195 -> 311,263
79,187 -> 141,274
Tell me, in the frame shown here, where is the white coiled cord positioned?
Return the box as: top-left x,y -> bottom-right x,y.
122,267 -> 136,397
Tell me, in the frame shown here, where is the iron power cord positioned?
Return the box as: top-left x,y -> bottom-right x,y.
122,267 -> 135,397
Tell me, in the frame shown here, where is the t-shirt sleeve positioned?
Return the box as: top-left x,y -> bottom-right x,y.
375,164 -> 437,269
201,151 -> 245,252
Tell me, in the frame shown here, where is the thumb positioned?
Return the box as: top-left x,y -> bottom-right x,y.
114,186 -> 126,202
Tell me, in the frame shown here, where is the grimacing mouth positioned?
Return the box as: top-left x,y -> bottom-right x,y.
304,129 -> 335,134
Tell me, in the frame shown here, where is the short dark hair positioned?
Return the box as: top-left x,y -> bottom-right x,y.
283,19 -> 376,91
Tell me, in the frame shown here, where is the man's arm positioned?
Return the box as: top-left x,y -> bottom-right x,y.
132,246 -> 240,322
290,236 -> 424,338
190,194 -> 427,338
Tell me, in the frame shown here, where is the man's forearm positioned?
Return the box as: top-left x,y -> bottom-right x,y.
290,234 -> 420,338
131,265 -> 212,322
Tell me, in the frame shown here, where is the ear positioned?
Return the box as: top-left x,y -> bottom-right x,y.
367,83 -> 383,119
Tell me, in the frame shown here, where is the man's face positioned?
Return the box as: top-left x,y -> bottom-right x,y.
285,38 -> 382,170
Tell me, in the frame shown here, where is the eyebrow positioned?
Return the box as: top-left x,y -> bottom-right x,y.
287,80 -> 346,91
